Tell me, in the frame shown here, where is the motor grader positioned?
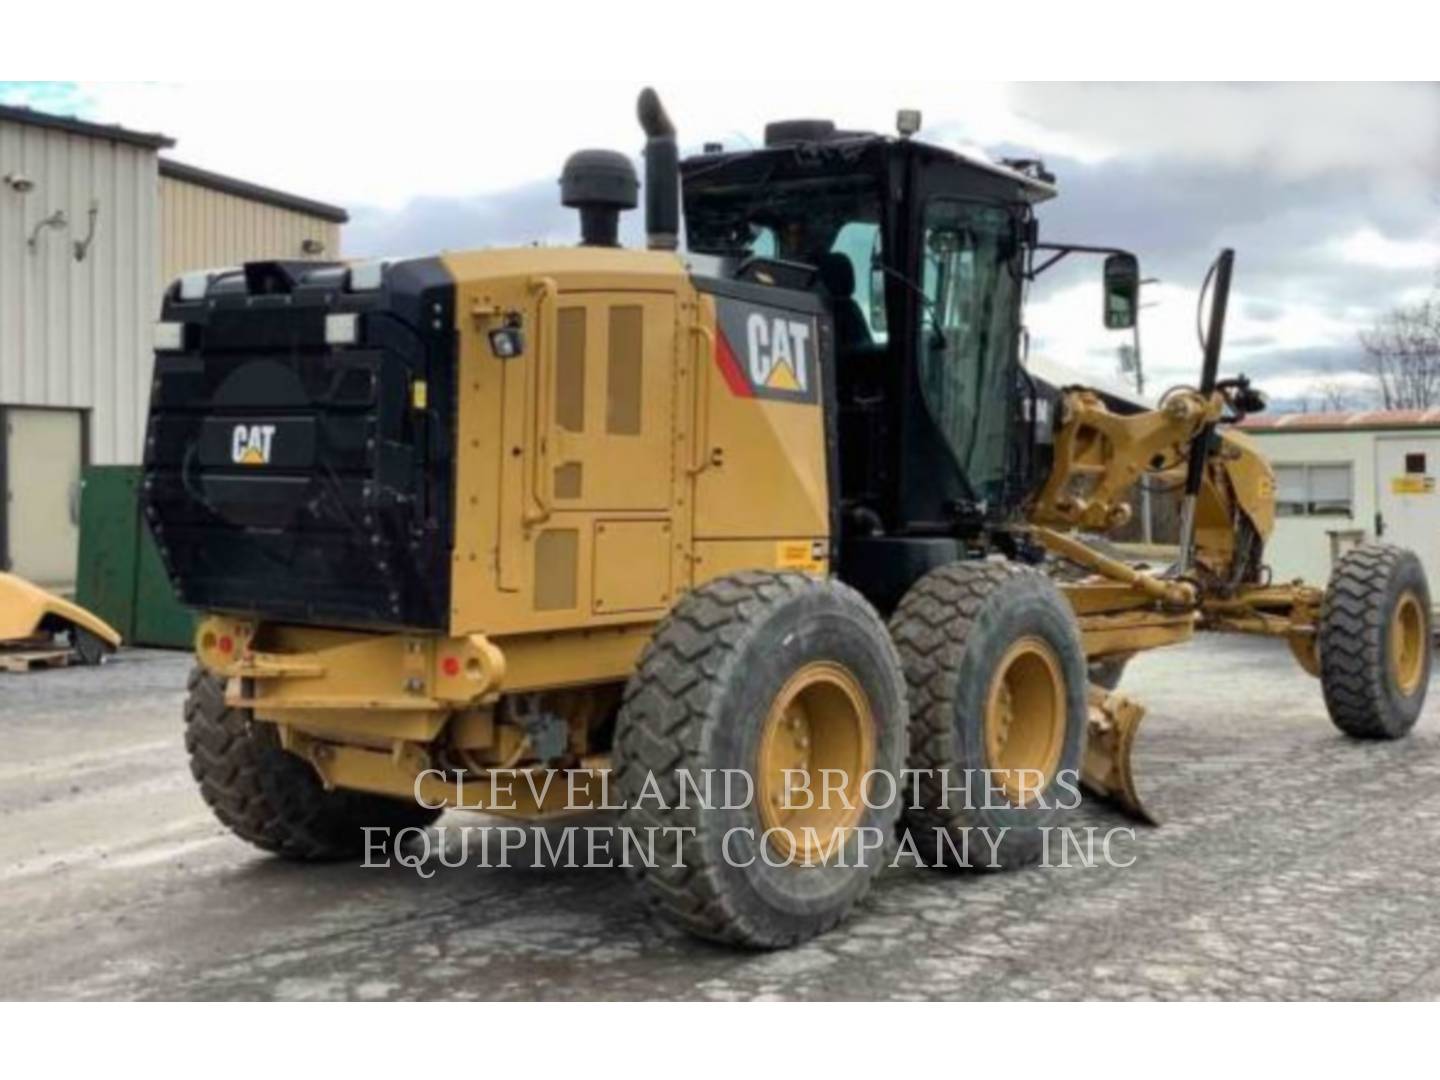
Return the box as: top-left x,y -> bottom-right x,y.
142,89 -> 1431,948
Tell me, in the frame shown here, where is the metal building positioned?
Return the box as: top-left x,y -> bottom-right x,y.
158,159 -> 344,284
0,104 -> 347,588
1241,410 -> 1440,611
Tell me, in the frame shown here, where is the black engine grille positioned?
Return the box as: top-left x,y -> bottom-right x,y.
141,258 -> 457,631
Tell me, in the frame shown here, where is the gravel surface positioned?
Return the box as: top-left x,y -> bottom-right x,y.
2,635 -> 1438,1000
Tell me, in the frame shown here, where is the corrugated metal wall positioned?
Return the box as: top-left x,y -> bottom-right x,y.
159,176 -> 341,285
0,118 -> 159,464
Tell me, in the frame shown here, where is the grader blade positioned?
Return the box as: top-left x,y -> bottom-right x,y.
1081,685 -> 1158,825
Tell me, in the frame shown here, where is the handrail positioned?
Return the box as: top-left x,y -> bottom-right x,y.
688,320 -> 717,475
525,276 -> 558,523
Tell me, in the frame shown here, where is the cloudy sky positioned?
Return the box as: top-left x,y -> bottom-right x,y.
4,81 -> 1436,410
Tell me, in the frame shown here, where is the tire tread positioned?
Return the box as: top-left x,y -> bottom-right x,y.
184,666 -> 439,860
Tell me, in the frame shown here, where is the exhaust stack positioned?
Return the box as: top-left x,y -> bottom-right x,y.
637,87 -> 679,251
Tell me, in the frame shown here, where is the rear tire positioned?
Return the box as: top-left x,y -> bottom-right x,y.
613,572 -> 907,948
891,560 -> 1087,870
184,667 -> 441,860
1319,544 -> 1431,740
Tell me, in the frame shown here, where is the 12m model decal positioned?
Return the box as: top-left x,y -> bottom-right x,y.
714,296 -> 820,404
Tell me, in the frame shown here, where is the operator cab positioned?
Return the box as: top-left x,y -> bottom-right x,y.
681,117 -> 1059,607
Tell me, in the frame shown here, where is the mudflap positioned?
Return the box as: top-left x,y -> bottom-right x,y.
1081,684 -> 1158,825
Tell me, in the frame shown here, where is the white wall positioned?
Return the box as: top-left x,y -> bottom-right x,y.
1249,428 -> 1377,586
0,118 -> 159,465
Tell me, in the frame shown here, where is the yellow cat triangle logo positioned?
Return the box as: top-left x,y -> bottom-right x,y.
764,359 -> 801,392
238,447 -> 266,465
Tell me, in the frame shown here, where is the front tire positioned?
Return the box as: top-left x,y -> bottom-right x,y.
184,667 -> 441,860
891,560 -> 1088,870
613,571 -> 907,948
1320,544 -> 1431,739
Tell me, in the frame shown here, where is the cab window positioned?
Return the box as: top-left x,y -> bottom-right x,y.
830,222 -> 887,344
917,200 -> 1020,502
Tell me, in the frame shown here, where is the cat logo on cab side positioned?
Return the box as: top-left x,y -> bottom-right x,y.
713,296 -> 820,404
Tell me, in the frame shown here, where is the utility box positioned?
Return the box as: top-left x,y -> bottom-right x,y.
75,465 -> 195,649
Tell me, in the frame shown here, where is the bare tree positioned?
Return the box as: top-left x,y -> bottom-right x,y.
1361,292 -> 1440,409
1315,379 -> 1351,412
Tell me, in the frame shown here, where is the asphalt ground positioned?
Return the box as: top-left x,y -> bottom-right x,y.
2,634 -> 1438,1000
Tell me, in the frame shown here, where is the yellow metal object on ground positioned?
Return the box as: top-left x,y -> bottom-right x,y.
0,572 -> 122,649
1082,685 -> 1156,825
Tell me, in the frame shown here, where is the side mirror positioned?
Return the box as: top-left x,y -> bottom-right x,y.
1103,253 -> 1139,330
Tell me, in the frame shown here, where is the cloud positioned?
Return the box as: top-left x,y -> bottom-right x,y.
1009,83 -> 1440,186
344,168 -> 655,258
1016,88 -> 1439,402
17,80 -> 1433,412
346,182 -> 575,259
1334,228 -> 1440,271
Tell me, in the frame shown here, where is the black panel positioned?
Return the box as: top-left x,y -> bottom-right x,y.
141,258 -> 457,631
839,536 -> 965,616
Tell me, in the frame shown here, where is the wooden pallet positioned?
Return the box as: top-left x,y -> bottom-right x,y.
0,648 -> 71,673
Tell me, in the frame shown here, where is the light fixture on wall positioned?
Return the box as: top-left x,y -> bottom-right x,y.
3,172 -> 35,193
72,200 -> 99,262
27,209 -> 67,252
301,238 -> 325,255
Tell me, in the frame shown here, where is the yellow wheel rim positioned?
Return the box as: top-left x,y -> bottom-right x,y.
1390,590 -> 1426,696
984,636 -> 1067,806
757,661 -> 874,865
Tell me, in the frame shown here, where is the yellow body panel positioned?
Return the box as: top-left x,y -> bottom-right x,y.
443,248 -> 698,639
690,292 -> 830,543
196,246 -> 834,803
1216,426 -> 1276,542
438,246 -> 828,646
0,572 -> 122,648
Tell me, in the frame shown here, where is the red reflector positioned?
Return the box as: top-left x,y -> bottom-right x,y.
442,656 -> 460,677
218,635 -> 234,654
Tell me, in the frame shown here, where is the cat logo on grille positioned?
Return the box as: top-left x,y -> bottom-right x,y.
231,424 -> 276,466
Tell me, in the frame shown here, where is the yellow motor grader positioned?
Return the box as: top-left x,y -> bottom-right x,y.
142,89 -> 1431,948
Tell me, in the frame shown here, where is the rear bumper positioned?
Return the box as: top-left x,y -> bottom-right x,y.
196,614 -> 504,729
193,613 -> 628,817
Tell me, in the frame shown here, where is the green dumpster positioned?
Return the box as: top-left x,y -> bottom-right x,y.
75,465 -> 196,649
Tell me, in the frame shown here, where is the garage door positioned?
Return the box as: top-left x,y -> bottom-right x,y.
3,407 -> 85,590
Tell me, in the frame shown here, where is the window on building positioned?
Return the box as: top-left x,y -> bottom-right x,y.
1274,462 -> 1353,517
